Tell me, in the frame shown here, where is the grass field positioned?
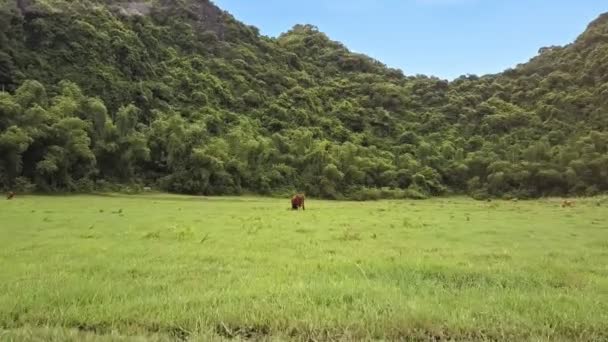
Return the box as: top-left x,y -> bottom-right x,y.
0,194 -> 607,341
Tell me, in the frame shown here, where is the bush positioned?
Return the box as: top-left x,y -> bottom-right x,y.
470,189 -> 490,201
349,188 -> 382,201
72,178 -> 94,193
122,184 -> 144,195
510,188 -> 535,200
403,186 -> 429,200
13,177 -> 37,193
94,180 -> 120,192
585,186 -> 600,197
270,186 -> 298,198
347,187 -> 428,201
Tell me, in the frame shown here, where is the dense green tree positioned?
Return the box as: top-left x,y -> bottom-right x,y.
0,0 -> 607,199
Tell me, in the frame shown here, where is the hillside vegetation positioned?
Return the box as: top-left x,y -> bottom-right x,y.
1,0 -> 608,199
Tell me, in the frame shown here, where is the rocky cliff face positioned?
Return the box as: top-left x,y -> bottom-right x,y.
155,0 -> 228,38
113,1 -> 152,16
11,0 -> 229,36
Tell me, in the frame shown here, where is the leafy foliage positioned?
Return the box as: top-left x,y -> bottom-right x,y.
1,0 -> 607,198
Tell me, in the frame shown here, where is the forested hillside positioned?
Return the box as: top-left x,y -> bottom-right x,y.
1,0 -> 607,199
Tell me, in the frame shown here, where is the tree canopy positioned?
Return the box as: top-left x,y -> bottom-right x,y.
1,0 -> 607,199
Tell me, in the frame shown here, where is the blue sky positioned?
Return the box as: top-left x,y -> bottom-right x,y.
213,0 -> 608,80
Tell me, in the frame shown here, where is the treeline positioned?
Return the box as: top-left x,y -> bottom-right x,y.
2,80 -> 607,199
0,80 -> 438,199
0,0 -> 607,199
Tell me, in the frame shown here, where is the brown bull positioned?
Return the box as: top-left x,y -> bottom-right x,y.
561,200 -> 575,208
291,194 -> 305,210
6,191 -> 15,200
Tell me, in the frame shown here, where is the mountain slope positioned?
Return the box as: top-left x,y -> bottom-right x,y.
0,0 -> 607,198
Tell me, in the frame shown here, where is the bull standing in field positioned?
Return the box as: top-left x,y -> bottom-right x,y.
562,200 -> 575,208
291,194 -> 305,210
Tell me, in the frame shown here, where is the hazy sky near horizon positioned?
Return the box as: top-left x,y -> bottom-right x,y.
213,0 -> 608,80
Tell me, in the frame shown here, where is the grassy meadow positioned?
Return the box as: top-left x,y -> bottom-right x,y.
0,194 -> 607,341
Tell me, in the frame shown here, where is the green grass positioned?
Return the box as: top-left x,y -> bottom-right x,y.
1,194 -> 607,341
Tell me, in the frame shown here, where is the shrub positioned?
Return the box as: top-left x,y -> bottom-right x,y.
349,188 -> 382,201
72,178 -> 94,193
13,177 -> 37,193
347,187 -> 429,201
95,180 -> 120,192
122,183 -> 144,195
403,186 -> 429,200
